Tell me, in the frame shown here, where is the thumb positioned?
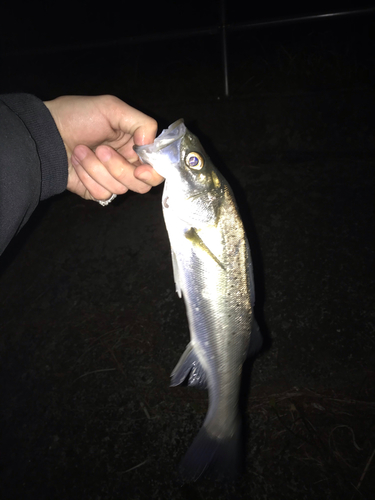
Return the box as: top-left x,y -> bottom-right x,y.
133,121 -> 158,146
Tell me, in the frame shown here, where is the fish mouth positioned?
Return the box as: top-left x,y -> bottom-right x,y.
134,119 -> 186,155
134,119 -> 186,178
155,119 -> 185,151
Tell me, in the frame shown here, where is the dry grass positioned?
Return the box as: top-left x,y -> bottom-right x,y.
248,387 -> 375,497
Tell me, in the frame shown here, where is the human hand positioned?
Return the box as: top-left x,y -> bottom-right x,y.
44,95 -> 164,202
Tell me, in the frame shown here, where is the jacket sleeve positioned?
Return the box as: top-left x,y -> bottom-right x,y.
0,93 -> 68,255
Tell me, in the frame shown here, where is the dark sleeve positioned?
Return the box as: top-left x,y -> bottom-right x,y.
0,93 -> 68,255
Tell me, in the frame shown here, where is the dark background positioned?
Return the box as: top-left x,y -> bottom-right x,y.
0,1 -> 373,53
0,2 -> 374,499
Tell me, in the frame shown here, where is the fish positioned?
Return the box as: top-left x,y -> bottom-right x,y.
134,119 -> 262,481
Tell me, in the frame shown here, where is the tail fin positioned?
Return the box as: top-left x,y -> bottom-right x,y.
179,423 -> 242,482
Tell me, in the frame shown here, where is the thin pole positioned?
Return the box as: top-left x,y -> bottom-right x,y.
221,0 -> 229,97
229,7 -> 375,32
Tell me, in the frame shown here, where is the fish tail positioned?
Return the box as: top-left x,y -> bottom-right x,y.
179,421 -> 242,482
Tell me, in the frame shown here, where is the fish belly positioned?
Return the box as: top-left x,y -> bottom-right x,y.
166,189 -> 253,480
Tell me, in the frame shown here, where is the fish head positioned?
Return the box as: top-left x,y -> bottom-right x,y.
134,119 -> 186,180
134,119 -> 223,226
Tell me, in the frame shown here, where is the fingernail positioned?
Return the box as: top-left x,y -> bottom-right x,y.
73,146 -> 87,162
71,154 -> 79,167
97,146 -> 112,162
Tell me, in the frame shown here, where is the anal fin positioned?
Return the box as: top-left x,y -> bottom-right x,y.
171,249 -> 182,298
170,342 -> 208,389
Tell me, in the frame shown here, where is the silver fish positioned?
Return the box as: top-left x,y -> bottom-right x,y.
134,119 -> 262,481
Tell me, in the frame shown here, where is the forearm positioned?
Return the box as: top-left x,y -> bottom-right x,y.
0,94 -> 68,254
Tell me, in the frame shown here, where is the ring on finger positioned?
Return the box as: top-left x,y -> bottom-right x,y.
97,194 -> 117,207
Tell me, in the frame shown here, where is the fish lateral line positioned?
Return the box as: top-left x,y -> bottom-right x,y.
184,227 -> 226,270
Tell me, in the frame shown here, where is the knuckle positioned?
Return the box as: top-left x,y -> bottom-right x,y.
150,117 -> 158,133
99,94 -> 117,106
117,185 -> 128,195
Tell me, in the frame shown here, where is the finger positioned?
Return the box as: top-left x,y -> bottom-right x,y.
116,121 -> 158,162
72,145 -> 127,200
71,159 -> 116,201
112,97 -> 158,146
133,118 -> 158,146
95,145 -> 152,194
67,164 -> 91,199
99,95 -> 158,154
134,163 -> 165,187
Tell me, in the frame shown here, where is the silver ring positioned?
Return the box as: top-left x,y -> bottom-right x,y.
98,194 -> 117,206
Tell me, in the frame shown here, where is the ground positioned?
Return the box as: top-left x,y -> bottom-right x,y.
0,13 -> 374,500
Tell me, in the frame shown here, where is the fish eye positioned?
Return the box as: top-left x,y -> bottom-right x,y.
185,152 -> 204,170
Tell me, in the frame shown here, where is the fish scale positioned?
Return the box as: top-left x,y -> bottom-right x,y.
134,119 -> 262,481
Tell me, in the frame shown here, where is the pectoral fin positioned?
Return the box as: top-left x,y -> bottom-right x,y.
185,227 -> 225,270
170,342 -> 208,389
171,249 -> 182,298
